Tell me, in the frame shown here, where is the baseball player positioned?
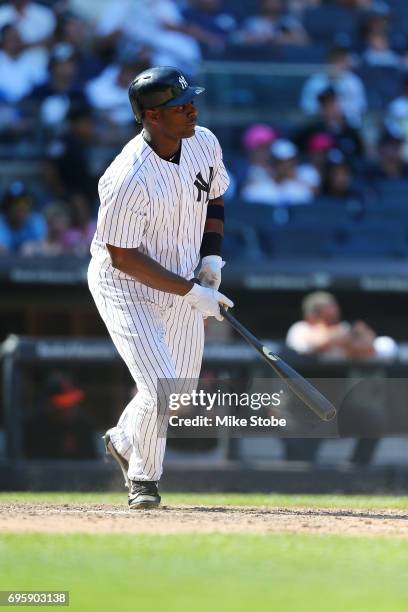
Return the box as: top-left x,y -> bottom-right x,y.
88,66 -> 233,509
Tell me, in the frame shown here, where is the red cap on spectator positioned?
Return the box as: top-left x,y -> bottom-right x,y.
242,124 -> 278,151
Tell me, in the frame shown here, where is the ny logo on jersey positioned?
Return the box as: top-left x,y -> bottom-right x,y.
194,167 -> 214,203
178,75 -> 188,90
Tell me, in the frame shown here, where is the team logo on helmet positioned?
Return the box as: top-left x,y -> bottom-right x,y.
178,75 -> 188,90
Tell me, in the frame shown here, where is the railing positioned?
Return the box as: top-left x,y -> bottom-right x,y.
2,336 -> 408,464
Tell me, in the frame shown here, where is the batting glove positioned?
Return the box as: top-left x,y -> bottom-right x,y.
184,282 -> 233,321
197,255 -> 225,290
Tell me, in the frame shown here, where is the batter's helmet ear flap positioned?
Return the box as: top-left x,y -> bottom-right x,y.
129,81 -> 143,123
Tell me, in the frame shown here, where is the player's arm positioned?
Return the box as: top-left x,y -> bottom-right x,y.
107,243 -> 233,320
198,195 -> 225,290
107,244 -> 193,295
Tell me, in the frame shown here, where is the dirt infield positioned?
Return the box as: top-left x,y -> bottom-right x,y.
1,502 -> 408,537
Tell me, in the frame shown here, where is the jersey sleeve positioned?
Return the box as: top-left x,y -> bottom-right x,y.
95,171 -> 148,248
209,134 -> 230,200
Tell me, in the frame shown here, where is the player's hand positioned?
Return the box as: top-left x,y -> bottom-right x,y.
197,255 -> 225,291
184,282 -> 233,321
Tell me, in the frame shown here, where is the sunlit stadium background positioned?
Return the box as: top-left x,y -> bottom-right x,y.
2,0 -> 408,493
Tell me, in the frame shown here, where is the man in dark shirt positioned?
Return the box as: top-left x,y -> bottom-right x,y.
27,42 -> 86,131
296,86 -> 364,163
366,126 -> 408,182
42,102 -> 97,205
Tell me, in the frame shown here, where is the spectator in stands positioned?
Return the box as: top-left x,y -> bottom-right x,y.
322,149 -> 359,197
297,87 -> 364,162
297,132 -> 335,193
241,138 -> 313,205
286,291 -> 393,359
181,0 -> 239,55
388,76 -> 408,124
43,101 -> 97,204
387,77 -> 408,155
300,45 -> 367,127
85,50 -> 150,129
321,148 -> 368,216
359,1 -> 392,43
343,1 -> 379,8
367,124 -> 408,182
0,0 -> 56,48
233,0 -> 308,46
242,122 -> 278,172
288,1 -> 322,16
62,193 -> 96,256
21,202 -> 69,256
24,371 -> 96,460
0,22 -> 46,142
361,31 -> 401,67
95,0 -> 201,76
28,42 -> 85,133
235,123 -> 277,194
53,11 -> 104,86
286,290 -> 397,465
0,23 -> 47,103
0,181 -> 46,253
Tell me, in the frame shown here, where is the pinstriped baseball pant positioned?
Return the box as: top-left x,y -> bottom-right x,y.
88,257 -> 204,482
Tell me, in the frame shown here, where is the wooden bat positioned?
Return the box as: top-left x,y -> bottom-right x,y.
219,306 -> 336,422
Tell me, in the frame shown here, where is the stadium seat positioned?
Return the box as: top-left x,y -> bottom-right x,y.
227,201 -> 293,229
224,218 -> 264,260
365,203 -> 408,236
303,6 -> 357,46
290,199 -> 351,226
279,44 -> 328,64
325,223 -> 407,258
391,2 -> 408,35
265,223 -> 334,258
221,44 -> 283,63
357,66 -> 404,110
375,179 -> 408,203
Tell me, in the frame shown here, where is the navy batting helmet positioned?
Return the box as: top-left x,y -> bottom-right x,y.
128,66 -> 205,123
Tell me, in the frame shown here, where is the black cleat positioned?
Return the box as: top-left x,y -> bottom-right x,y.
103,429 -> 130,488
128,481 -> 161,509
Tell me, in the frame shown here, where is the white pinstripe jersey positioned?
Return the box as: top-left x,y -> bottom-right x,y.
90,125 -> 229,308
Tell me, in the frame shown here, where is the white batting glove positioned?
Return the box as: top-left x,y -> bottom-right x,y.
184,282 -> 233,321
197,255 -> 225,290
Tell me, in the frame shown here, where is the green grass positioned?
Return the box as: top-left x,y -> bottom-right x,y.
1,491 -> 408,509
1,493 -> 408,611
0,533 -> 407,612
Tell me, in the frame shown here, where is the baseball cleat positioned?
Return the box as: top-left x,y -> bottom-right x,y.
128,481 -> 161,509
103,429 -> 130,488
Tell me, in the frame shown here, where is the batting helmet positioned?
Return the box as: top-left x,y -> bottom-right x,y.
128,66 -> 205,123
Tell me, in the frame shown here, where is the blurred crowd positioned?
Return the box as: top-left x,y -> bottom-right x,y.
1,0 -> 408,254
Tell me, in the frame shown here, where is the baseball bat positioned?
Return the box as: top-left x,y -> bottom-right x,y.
219,306 -> 336,422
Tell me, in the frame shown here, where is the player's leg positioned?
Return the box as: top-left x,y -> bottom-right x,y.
164,293 -> 205,381
88,264 -> 176,483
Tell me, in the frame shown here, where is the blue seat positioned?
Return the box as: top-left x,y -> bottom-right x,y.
220,44 -> 283,63
391,3 -> 408,35
375,179 -> 408,203
303,6 -> 357,46
357,66 -> 404,110
365,204 -> 408,235
326,223 -> 407,258
267,223 -> 334,258
291,199 -> 351,226
280,43 -> 327,64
